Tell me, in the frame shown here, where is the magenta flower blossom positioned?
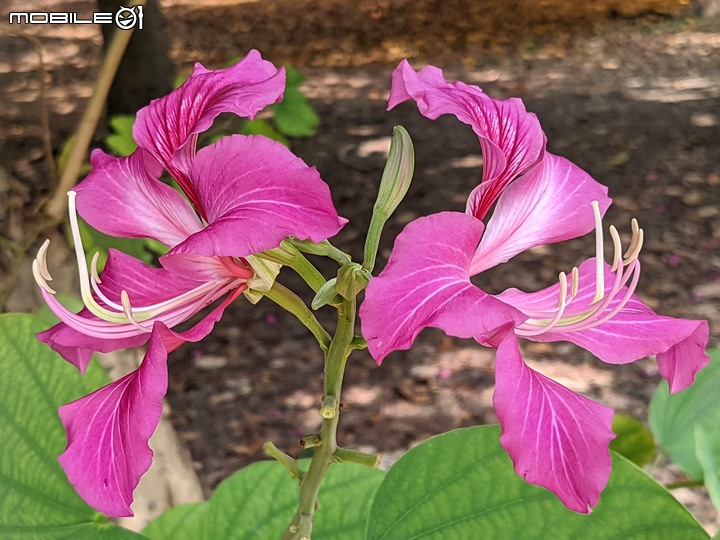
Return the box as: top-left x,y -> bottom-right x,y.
360,61 -> 710,513
33,50 -> 347,517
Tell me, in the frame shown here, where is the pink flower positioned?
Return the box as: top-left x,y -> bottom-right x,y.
34,51 -> 347,517
360,61 -> 709,513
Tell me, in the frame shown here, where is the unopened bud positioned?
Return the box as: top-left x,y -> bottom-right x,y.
311,278 -> 339,310
363,126 -> 415,272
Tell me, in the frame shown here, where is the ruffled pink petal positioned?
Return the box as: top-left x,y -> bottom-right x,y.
75,149 -> 203,247
491,328 -> 615,513
58,287 -> 243,517
471,153 -> 611,274
497,258 -> 710,392
58,323 -> 171,517
388,60 -> 545,220
167,135 -> 347,259
133,50 -> 285,213
359,212 -> 524,363
37,249 -> 220,372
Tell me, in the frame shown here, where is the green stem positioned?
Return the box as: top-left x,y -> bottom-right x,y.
259,242 -> 328,293
281,296 -> 356,540
263,283 -> 331,351
263,442 -> 305,481
333,447 -> 381,467
288,238 -> 352,266
665,479 -> 705,490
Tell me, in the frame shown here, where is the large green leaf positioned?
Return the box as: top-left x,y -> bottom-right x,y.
141,503 -> 209,540
367,426 -> 707,540
144,460 -> 383,540
695,427 -> 720,513
0,313 -> 145,539
649,348 -> 720,479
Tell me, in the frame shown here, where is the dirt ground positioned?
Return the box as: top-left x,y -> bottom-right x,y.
1,0 -> 719,531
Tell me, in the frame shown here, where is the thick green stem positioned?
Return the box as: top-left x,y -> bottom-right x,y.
281,296 -> 356,540
263,283 -> 331,351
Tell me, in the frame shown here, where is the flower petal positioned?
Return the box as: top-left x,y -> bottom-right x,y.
75,149 -> 203,247
167,135 -> 347,259
58,323 -> 171,517
37,249 -> 220,372
133,50 -> 285,213
471,153 -> 611,274
359,212 -> 524,363
57,286 -> 243,517
492,328 -> 615,513
498,258 -> 710,392
388,60 -> 545,219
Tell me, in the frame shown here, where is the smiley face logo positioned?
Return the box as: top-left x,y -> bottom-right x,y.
115,6 -> 143,30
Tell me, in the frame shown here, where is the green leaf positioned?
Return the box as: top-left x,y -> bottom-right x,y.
271,66 -> 319,138
240,119 -> 289,147
142,503 -> 209,540
0,313 -> 145,539
695,427 -> 720,513
367,426 -> 708,540
609,413 -> 656,466
105,114 -> 137,157
649,348 -> 720,479
143,461 -> 383,540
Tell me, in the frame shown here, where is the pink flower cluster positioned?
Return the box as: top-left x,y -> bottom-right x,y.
35,53 -> 709,517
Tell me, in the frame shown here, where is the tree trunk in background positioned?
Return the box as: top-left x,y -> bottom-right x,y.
98,0 -> 175,115
696,0 -> 720,16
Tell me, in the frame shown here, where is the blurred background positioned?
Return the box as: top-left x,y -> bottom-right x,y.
1,0 -> 718,528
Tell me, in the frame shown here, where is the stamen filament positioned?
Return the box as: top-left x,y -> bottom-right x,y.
591,201 -> 604,302
515,203 -> 644,337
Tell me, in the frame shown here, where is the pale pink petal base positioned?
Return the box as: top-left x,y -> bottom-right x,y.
471,153 -> 611,274
492,329 -> 615,513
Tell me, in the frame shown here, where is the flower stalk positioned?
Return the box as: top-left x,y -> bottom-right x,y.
281,294 -> 356,540
262,282 -> 331,351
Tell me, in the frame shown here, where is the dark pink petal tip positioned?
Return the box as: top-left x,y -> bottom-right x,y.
388,59 -> 546,219
492,329 -> 615,513
133,50 -> 286,211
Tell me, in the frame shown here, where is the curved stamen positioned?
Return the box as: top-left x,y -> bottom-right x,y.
520,272 -> 569,337
121,291 -> 153,333
591,201 -> 604,302
516,203 -> 644,337
33,191 -> 252,331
